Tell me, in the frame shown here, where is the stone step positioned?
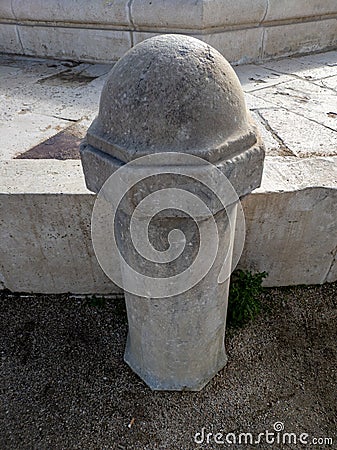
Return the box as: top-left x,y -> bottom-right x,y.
0,50 -> 336,292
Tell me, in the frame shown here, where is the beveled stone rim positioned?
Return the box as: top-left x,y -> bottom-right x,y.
86,116 -> 258,164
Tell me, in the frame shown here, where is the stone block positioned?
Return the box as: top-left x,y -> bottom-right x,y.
0,24 -> 22,54
263,18 -> 337,60
131,0 -> 204,30
13,0 -> 130,26
264,0 -> 337,23
0,0 -> 15,19
18,25 -> 131,62
195,28 -> 263,64
202,0 -> 267,28
241,156 -> 337,286
241,188 -> 337,286
133,28 -> 264,64
0,158 -> 336,293
0,160 -> 121,294
131,0 -> 267,30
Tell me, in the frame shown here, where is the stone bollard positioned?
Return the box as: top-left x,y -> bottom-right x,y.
80,35 -> 265,390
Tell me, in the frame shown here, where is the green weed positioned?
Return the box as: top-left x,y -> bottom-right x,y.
227,269 -> 267,328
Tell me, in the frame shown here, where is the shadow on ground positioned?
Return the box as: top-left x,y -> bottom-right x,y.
0,283 -> 336,449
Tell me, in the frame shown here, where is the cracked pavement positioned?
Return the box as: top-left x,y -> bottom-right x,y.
0,50 -> 337,160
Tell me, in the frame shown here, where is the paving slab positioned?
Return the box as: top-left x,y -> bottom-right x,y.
0,113 -> 71,160
256,108 -> 337,157
313,74 -> 337,92
2,72 -> 107,122
257,156 -> 337,192
250,78 -> 337,131
16,119 -> 91,160
234,64 -> 294,92
249,111 -> 283,156
0,56 -> 112,158
263,50 -> 337,80
1,51 -> 336,160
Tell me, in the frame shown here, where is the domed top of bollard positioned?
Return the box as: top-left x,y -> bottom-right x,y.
85,34 -> 259,164
81,34 -> 265,196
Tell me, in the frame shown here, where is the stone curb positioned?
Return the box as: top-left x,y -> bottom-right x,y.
0,157 -> 336,293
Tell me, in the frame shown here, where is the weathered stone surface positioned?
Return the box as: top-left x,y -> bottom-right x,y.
255,108 -> 337,157
241,187 -> 337,286
264,0 -> 337,23
259,156 -> 337,191
18,26 -> 132,62
241,156 -> 337,286
234,64 -> 293,92
81,139 -> 265,201
131,0 -> 267,30
133,28 -> 264,65
251,78 -> 337,131
81,34 -> 265,390
86,35 -> 254,162
262,18 -> 337,60
0,57 -> 108,130
0,113 -> 71,160
0,1 -> 15,19
0,56 -> 111,159
0,24 -> 22,54
202,0 -> 267,28
314,75 -> 337,92
123,204 -> 237,391
263,50 -> 337,81
13,0 -> 130,26
249,111 -> 282,156
1,157 -> 336,293
326,252 -> 337,283
194,28 -> 264,65
82,34 -> 265,197
131,0 -> 204,30
1,0 -> 336,63
0,159 -> 121,294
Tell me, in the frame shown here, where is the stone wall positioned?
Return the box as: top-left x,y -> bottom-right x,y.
1,0 -> 337,64
0,158 -> 336,294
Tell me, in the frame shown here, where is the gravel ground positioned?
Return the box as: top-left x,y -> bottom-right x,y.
0,283 -> 336,449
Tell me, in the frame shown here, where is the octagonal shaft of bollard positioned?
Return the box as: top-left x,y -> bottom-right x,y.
80,34 -> 265,391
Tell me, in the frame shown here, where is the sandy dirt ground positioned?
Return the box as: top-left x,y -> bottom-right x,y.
0,283 -> 336,449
